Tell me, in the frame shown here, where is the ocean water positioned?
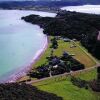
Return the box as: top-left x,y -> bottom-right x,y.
61,5 -> 100,14
0,10 -> 56,82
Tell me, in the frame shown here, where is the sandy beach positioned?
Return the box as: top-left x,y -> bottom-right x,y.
1,35 -> 48,83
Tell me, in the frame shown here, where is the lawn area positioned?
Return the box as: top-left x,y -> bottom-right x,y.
33,43 -> 51,67
33,68 -> 100,100
18,38 -> 96,82
75,68 -> 97,81
55,40 -> 96,68
34,39 -> 96,68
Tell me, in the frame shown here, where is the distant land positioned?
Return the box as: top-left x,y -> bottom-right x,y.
1,0 -> 100,4
0,0 -> 100,11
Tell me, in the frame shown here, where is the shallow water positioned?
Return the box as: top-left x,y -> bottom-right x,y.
0,10 -> 56,82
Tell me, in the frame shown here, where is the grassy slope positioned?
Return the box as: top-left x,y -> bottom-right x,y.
36,80 -> 97,100
33,68 -> 100,100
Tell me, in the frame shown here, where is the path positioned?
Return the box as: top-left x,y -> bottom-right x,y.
26,64 -> 100,85
26,41 -> 100,85
72,41 -> 99,64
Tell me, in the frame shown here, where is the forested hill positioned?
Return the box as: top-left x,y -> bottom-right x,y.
22,11 -> 100,59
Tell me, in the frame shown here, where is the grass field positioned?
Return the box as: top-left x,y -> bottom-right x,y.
19,38 -> 97,81
19,38 -> 100,99
33,68 -> 100,100
34,39 -> 96,68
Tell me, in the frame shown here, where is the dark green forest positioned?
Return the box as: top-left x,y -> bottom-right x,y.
22,10 -> 100,59
0,83 -> 62,100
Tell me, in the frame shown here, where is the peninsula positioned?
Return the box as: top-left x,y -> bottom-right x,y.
0,1 -> 100,99
22,10 -> 100,59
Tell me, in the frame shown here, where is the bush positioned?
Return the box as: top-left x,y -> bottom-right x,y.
71,64 -> 85,71
71,76 -> 88,88
90,79 -> 100,92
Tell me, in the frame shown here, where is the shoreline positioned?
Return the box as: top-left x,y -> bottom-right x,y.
1,35 -> 48,83
0,9 -> 56,84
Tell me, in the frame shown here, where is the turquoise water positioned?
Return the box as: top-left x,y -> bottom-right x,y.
0,10 -> 56,82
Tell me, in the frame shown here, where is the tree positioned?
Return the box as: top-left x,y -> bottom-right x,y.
97,67 -> 100,87
66,61 -> 71,72
51,37 -> 58,49
62,51 -> 69,59
50,48 -> 54,57
0,83 -> 62,100
90,67 -> 100,92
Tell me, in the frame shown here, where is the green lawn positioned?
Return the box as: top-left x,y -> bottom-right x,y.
36,80 -> 98,100
75,68 -> 97,81
34,39 -> 96,68
33,43 -> 51,67
19,38 -> 97,82
33,68 -> 100,100
30,38 -> 100,100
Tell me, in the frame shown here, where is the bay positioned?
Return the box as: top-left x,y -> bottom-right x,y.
0,10 -> 56,82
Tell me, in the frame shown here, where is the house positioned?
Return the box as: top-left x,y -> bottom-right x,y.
62,38 -> 71,42
72,38 -> 77,41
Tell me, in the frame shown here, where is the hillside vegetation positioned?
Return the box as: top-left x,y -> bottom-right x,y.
0,83 -> 62,100
22,11 -> 100,59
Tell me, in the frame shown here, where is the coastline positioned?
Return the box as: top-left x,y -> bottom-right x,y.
2,35 -> 48,83
0,9 -> 56,84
